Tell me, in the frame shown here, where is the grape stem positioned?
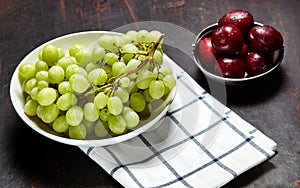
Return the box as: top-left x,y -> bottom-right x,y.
84,34 -> 164,98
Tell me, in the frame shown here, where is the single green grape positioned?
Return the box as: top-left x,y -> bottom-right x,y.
35,60 -> 49,71
37,103 -> 59,123
113,87 -> 129,103
119,77 -> 130,88
107,96 -> 123,115
92,46 -> 105,63
94,120 -> 108,137
75,48 -> 92,67
112,61 -> 126,76
42,44 -> 59,66
53,115 -> 69,133
56,92 -> 77,111
48,65 -> 65,84
24,78 -> 37,94
69,123 -> 86,140
19,62 -> 36,79
125,30 -> 137,41
30,87 -> 39,100
24,99 -> 38,116
58,81 -> 71,94
143,89 -> 153,102
136,30 -> 150,43
98,35 -> 117,52
149,30 -> 163,43
35,70 -> 49,82
66,106 -> 84,126
149,80 -> 165,99
153,50 -> 163,66
94,92 -> 108,109
125,59 -> 141,79
37,87 -> 57,106
104,52 -> 119,66
85,62 -> 100,73
136,70 -> 156,89
37,80 -> 49,90
69,74 -> 90,93
83,102 -> 99,122
88,68 -> 107,86
83,119 -> 95,135
108,115 -> 126,135
163,74 -> 176,89
69,43 -> 84,57
129,92 -> 146,112
123,109 -> 139,129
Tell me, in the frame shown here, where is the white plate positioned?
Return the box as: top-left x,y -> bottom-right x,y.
10,31 -> 176,147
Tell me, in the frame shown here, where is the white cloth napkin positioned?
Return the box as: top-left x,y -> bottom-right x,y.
79,55 -> 277,188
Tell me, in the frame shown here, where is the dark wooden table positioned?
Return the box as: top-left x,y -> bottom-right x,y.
1,0 -> 299,187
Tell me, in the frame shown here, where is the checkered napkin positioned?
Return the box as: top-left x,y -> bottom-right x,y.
79,55 -> 277,188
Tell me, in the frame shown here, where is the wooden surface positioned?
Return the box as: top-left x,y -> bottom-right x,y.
1,0 -> 299,187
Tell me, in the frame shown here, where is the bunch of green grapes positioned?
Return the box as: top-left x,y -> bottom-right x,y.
19,30 -> 176,140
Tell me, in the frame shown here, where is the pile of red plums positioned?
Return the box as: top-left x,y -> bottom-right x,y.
198,10 -> 284,78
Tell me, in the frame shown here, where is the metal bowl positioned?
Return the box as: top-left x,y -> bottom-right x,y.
192,22 -> 284,85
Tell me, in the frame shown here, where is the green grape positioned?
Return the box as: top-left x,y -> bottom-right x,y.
37,80 -> 49,90
66,64 -> 88,79
94,120 -> 108,137
56,92 -> 77,111
37,87 -> 57,106
30,87 -> 39,100
129,92 -> 146,112
53,115 -> 69,133
66,106 -> 84,126
99,109 -> 111,121
92,46 -> 105,63
57,56 -> 77,70
58,47 -> 65,59
83,102 -> 99,122
108,115 -> 126,135
121,44 -> 138,63
85,62 -> 100,73
113,87 -> 129,103
125,30 -> 137,41
42,44 -> 59,66
94,92 -> 108,109
68,123 -> 86,140
98,35 -> 117,52
143,89 -> 153,102
123,109 -> 139,129
120,35 -> 132,46
69,43 -> 84,57
136,70 -> 156,89
38,51 -> 43,61
149,30 -> 163,43
88,68 -> 107,86
83,119 -> 95,135
159,65 -> 173,76
104,52 -> 119,66
119,77 -> 130,88
137,30 -> 150,42
113,35 -> 124,48
149,80 -> 165,99
153,50 -> 163,66
35,60 -> 49,71
107,96 -> 123,115
24,78 -> 37,94
112,61 -> 126,76
124,59 -> 141,79
48,65 -> 65,84
19,62 -> 36,79
35,70 -> 49,82
127,81 -> 138,94
58,81 -> 71,94
69,74 -> 90,93
37,103 -> 59,123
24,99 -> 38,116
75,48 -> 92,67
163,74 -> 176,89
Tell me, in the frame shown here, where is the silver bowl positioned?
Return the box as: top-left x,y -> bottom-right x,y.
192,22 -> 284,85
